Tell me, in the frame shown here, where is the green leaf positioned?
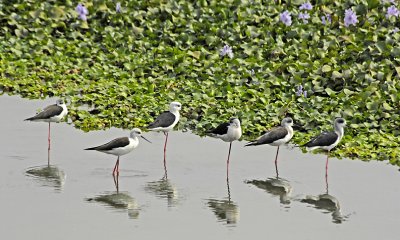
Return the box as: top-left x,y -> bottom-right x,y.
322,65 -> 332,73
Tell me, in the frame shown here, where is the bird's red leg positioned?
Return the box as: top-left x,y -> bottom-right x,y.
274,146 -> 280,177
163,132 -> 169,165
325,153 -> 329,192
113,174 -> 119,193
113,156 -> 120,176
226,142 -> 232,181
48,122 -> 51,151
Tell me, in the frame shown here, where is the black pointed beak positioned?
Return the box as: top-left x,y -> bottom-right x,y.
293,124 -> 307,132
141,136 -> 152,143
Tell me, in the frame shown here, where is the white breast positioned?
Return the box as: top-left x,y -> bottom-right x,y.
104,138 -> 139,156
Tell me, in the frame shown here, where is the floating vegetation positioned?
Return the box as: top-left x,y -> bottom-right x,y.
1,1 -> 399,165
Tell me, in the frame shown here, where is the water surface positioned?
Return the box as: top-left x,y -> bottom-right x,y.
0,94 -> 399,240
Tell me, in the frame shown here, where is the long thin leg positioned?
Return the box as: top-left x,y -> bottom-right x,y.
47,147 -> 50,166
325,153 -> 329,193
163,132 -> 169,163
48,122 -> 51,151
226,142 -> 232,181
274,146 -> 280,165
274,146 -> 280,177
112,156 -> 120,176
163,157 -> 168,180
226,174 -> 231,202
113,174 -> 119,193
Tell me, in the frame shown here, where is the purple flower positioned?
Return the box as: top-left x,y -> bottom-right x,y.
298,12 -> 310,23
280,10 -> 292,26
392,27 -> 399,34
386,5 -> 400,19
299,2 -> 313,11
220,45 -> 234,59
296,85 -> 307,97
321,14 -> 331,25
344,9 -> 358,27
76,3 -> 88,20
116,2 -> 121,13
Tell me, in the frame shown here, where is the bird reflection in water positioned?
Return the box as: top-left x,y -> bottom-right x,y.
207,176 -> 240,225
246,155 -> 292,205
300,159 -> 347,224
25,165 -> 66,192
86,174 -> 140,219
144,165 -> 179,207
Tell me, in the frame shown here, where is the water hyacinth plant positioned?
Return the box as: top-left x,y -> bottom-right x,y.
386,5 -> 399,19
296,85 -> 307,98
280,10 -> 292,26
299,2 -> 313,11
321,14 -> 331,25
116,2 -> 121,13
220,45 -> 234,59
298,12 -> 310,23
1,1 -> 400,165
344,9 -> 358,27
76,3 -> 88,21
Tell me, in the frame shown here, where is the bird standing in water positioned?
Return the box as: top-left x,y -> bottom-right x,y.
147,101 -> 182,172
25,99 -> 68,164
245,117 -> 294,175
207,118 -> 242,179
85,128 -> 151,176
302,118 -> 346,176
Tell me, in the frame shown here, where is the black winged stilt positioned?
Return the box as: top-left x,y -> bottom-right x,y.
25,99 -> 68,163
245,117 -> 294,175
302,118 -> 346,175
147,101 -> 181,169
207,118 -> 242,179
85,128 -> 151,175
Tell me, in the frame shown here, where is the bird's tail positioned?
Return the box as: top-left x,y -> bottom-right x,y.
244,141 -> 258,147
84,147 -> 97,150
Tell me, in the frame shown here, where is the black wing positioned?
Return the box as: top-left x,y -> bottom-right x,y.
85,137 -> 130,151
147,111 -> 176,129
207,122 -> 229,135
25,104 -> 63,120
303,131 -> 338,147
245,127 -> 288,146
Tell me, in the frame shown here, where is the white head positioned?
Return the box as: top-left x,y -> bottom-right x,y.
130,128 -> 151,143
281,117 -> 294,127
169,102 -> 182,112
229,118 -> 241,128
56,99 -> 65,105
334,118 -> 346,129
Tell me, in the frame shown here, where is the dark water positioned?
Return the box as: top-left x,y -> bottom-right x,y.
1,94 -> 399,239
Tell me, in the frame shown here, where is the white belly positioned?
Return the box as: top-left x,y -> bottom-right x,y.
219,126 -> 242,142
103,138 -> 138,156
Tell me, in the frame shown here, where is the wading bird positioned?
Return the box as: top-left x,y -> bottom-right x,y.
245,117 -> 294,172
207,118 -> 242,179
302,118 -> 346,174
85,128 -> 151,175
25,99 -> 68,156
147,101 -> 181,165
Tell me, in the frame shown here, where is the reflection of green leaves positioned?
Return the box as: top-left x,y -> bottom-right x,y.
0,0 -> 400,165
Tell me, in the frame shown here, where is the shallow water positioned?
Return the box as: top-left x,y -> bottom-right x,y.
1,94 -> 399,240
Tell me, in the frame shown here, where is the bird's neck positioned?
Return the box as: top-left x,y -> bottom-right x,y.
170,109 -> 180,116
335,125 -> 344,139
59,103 -> 67,110
129,136 -> 139,143
286,125 -> 294,137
